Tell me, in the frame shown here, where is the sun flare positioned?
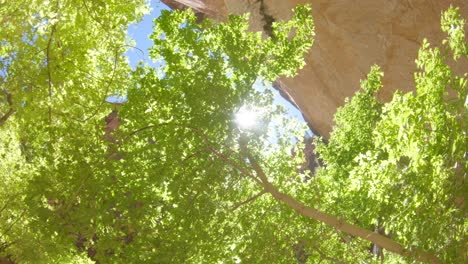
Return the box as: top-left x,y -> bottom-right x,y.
235,107 -> 260,130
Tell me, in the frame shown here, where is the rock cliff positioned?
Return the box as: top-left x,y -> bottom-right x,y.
162,0 -> 468,138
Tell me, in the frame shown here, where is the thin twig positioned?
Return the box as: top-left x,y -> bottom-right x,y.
231,190 -> 267,211
46,24 -> 56,125
125,123 -> 263,185
0,193 -> 19,216
182,146 -> 210,163
82,48 -> 120,122
82,0 -> 106,29
0,90 -> 15,126
125,124 -> 159,140
334,229 -> 367,263
310,243 -> 346,264
2,209 -> 26,235
185,125 -> 263,185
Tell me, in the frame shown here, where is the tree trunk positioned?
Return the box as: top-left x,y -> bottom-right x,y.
246,153 -> 441,264
194,127 -> 441,263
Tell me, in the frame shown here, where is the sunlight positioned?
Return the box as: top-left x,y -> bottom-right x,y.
235,106 -> 260,130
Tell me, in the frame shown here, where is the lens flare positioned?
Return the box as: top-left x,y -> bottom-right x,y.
235,106 -> 260,130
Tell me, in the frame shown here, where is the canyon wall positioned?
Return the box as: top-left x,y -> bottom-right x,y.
162,0 -> 468,138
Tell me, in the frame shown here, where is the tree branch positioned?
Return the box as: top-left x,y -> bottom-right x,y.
125,124 -> 440,262
239,142 -> 441,263
124,123 -> 440,262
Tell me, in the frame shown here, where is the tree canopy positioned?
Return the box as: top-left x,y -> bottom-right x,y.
0,1 -> 466,263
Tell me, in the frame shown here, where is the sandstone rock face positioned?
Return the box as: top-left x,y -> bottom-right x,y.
162,0 -> 468,138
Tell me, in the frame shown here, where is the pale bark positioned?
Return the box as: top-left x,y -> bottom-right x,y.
244,151 -> 441,264
132,125 -> 443,263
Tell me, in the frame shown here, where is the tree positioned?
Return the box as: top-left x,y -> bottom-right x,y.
0,1 -> 466,263
0,0 -> 148,262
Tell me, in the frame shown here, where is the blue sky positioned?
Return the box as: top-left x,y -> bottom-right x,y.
124,1 -> 307,124
125,1 -> 170,68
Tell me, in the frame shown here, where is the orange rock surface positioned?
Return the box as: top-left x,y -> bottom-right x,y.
162,0 -> 468,138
